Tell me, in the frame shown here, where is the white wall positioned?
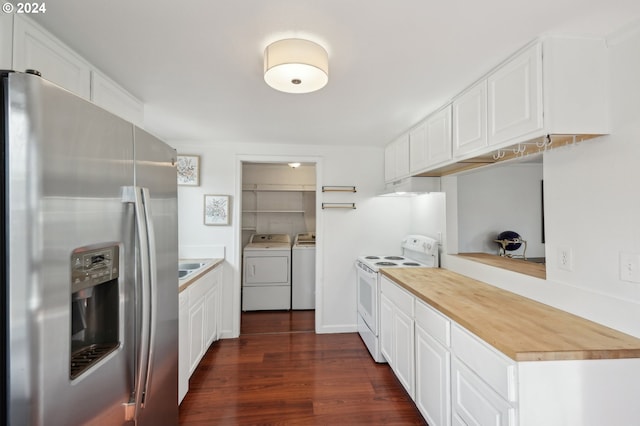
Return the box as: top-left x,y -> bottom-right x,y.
439,22 -> 640,338
409,192 -> 447,255
457,163 -> 545,258
171,140 -> 411,337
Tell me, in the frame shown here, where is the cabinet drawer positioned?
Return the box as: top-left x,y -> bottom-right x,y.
381,277 -> 414,315
415,299 -> 450,347
189,273 -> 213,302
451,324 -> 517,402
452,358 -> 514,426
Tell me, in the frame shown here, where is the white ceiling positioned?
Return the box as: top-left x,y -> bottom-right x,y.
32,1 -> 640,147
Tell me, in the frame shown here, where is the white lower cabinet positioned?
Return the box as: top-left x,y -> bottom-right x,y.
380,293 -> 394,364
188,290 -> 206,375
415,300 -> 451,426
452,358 -> 514,426
204,268 -> 222,347
178,290 -> 190,404
381,276 -> 640,426
179,264 -> 223,402
380,277 -> 415,398
381,277 -> 515,426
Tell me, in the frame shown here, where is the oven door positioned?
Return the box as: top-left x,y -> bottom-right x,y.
356,262 -> 378,335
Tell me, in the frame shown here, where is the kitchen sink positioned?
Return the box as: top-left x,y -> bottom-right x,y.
178,270 -> 193,279
179,262 -> 205,270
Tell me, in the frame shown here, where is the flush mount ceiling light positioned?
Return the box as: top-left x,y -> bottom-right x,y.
264,38 -> 329,94
288,162 -> 301,168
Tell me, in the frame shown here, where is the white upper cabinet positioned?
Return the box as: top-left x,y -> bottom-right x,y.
385,133 -> 410,182
1,14 -> 12,69
91,71 -> 144,126
486,37 -> 609,149
409,122 -> 428,174
397,35 -> 609,175
488,43 -> 542,146
541,36 -> 609,135
9,16 -> 144,124
453,81 -> 487,157
13,16 -> 91,99
411,105 -> 452,173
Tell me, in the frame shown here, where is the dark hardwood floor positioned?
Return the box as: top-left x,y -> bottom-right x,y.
179,310 -> 426,425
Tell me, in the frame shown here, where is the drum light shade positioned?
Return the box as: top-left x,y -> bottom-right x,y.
264,38 -> 329,94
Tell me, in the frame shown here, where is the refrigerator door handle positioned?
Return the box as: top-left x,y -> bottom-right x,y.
121,186 -> 153,423
140,187 -> 158,407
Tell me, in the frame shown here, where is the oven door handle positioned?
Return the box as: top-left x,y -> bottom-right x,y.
356,263 -> 376,278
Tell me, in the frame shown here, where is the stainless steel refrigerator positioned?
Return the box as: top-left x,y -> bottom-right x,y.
1,71 -> 179,425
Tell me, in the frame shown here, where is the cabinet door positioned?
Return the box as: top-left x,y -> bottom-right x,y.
204,282 -> 219,347
1,14 -> 12,69
416,324 -> 451,426
384,143 -> 396,183
385,134 -> 410,183
409,121 -> 428,174
13,16 -> 91,99
178,291 -> 190,403
426,105 -> 452,166
380,293 -> 394,365
91,71 -> 144,126
395,134 -> 410,179
188,298 -> 206,375
453,80 -> 487,157
393,308 -> 415,399
488,43 -> 542,146
451,358 -> 514,426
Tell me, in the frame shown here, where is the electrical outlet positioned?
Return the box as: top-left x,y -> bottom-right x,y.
619,252 -> 640,283
558,247 -> 572,271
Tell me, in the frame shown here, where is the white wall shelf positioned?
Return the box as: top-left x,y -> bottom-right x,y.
322,203 -> 356,209
242,184 -> 315,192
322,186 -> 356,192
242,210 -> 305,213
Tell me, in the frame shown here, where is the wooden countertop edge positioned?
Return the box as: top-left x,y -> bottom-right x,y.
454,252 -> 546,280
381,268 -> 640,362
178,258 -> 223,293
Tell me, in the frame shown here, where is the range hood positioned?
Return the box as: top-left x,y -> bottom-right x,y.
378,176 -> 441,197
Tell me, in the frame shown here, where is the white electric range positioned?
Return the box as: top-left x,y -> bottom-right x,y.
355,235 -> 439,362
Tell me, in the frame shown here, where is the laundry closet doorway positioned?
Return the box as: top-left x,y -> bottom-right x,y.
238,160 -> 320,334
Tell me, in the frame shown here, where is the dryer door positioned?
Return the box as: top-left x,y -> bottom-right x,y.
244,256 -> 289,285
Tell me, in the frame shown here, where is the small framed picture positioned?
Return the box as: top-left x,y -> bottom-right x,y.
204,194 -> 230,226
177,155 -> 200,186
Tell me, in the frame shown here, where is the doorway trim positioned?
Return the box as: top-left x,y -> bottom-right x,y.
233,154 -> 324,337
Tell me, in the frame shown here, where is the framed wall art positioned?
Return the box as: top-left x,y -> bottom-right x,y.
204,194 -> 230,226
177,154 -> 200,186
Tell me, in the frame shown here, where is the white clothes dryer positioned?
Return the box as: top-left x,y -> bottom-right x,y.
242,233 -> 292,311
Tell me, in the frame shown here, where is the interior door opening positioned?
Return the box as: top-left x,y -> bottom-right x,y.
239,161 -> 317,334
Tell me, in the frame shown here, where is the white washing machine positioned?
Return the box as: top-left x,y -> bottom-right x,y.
292,232 -> 315,310
242,233 -> 292,311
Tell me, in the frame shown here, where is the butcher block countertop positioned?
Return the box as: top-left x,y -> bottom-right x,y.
456,252 -> 546,280
380,267 -> 640,362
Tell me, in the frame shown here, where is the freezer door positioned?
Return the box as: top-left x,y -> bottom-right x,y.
133,127 -> 179,424
5,72 -> 136,425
